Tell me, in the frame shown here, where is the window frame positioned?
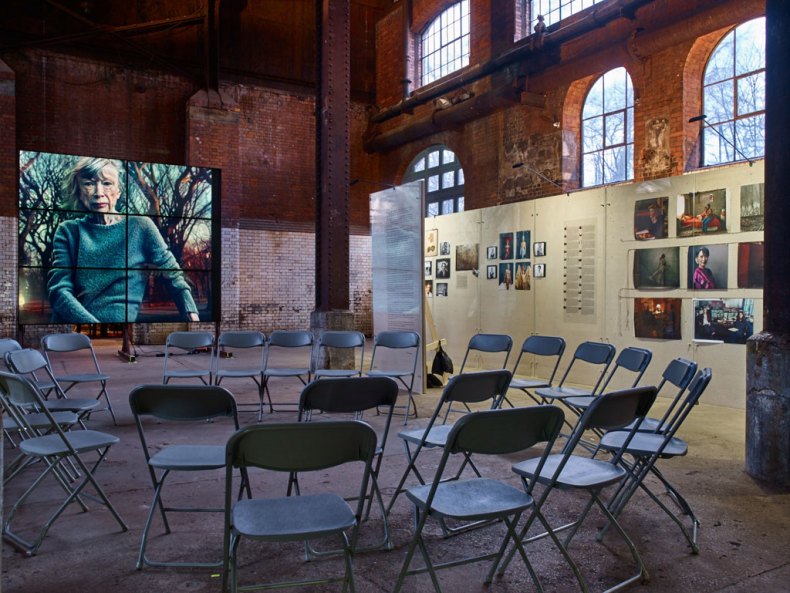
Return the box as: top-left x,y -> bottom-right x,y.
419,1 -> 470,87
404,146 -> 465,217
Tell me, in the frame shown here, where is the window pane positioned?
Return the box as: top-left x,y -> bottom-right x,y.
420,1 -> 470,87
603,67 -> 627,113
583,78 -> 604,118
583,153 -> 602,188
737,72 -> 765,116
442,171 -> 455,189
735,17 -> 766,76
736,114 -> 765,158
582,116 -> 603,152
705,79 -> 734,123
428,151 -> 440,168
457,196 -> 464,212
443,150 -> 455,164
603,146 -> 625,183
703,123 -> 735,165
427,202 -> 439,217
428,174 -> 439,192
604,111 -> 625,147
704,32 -> 734,85
413,158 -> 425,173
441,199 -> 454,215
457,168 -> 465,185
626,107 -> 634,144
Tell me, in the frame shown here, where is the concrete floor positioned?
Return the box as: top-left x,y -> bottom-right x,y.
2,340 -> 789,593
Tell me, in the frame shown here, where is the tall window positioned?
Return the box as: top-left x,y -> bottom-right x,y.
420,1 -> 470,86
405,146 -> 465,217
702,17 -> 765,166
521,0 -> 604,34
581,67 -> 634,187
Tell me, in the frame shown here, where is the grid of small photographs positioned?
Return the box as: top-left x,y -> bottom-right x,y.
489,230 -> 538,287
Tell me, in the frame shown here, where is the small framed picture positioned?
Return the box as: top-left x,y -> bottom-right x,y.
486,265 -> 497,279
425,229 -> 438,257
533,263 -> 546,278
439,241 -> 451,256
436,282 -> 448,297
533,242 -> 546,257
424,280 -> 433,297
435,258 -> 451,279
424,260 -> 432,277
486,245 -> 498,260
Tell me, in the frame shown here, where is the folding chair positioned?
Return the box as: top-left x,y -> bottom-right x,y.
41,332 -> 117,425
297,376 -> 399,553
214,330 -> 266,418
597,368 -> 713,554
387,369 -> 512,521
508,335 -> 566,406
0,338 -> 23,369
129,384 -> 240,569
625,357 -> 697,433
162,331 -> 215,385
533,341 -> 616,403
222,421 -> 377,593
366,330 -> 420,423
392,405 -> 584,593
500,386 -> 658,593
0,371 -> 128,555
261,330 -> 314,416
313,330 -> 366,379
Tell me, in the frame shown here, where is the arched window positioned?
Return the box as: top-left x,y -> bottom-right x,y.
702,17 -> 765,166
581,67 -> 634,188
404,146 -> 465,217
420,1 -> 470,87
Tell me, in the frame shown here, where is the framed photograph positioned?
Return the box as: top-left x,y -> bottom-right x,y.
634,197 -> 668,240
436,282 -> 448,297
634,298 -> 681,340
435,258 -> 451,279
633,247 -> 680,289
740,183 -> 764,231
486,265 -> 497,279
694,298 -> 755,344
737,242 -> 764,288
514,261 -> 531,290
498,262 -> 513,290
424,260 -> 432,277
688,244 -> 728,290
499,232 -> 514,260
533,242 -> 546,257
424,280 -> 433,298
676,189 -> 727,237
455,244 -> 479,271
439,241 -> 451,256
516,230 -> 531,260
425,229 -> 438,257
533,263 -> 546,278
486,245 -> 498,260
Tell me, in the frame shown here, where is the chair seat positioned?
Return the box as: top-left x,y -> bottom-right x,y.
509,377 -> 550,390
149,444 -> 226,471
3,411 -> 78,431
233,493 -> 355,540
368,369 -> 412,379
563,395 -> 595,408
54,372 -> 110,383
20,429 -> 119,457
165,370 -> 211,378
625,416 -> 667,433
407,478 -> 533,521
513,454 -> 626,489
398,424 -> 453,448
534,386 -> 592,400
264,367 -> 310,377
44,398 -> 100,413
216,369 -> 261,379
314,370 -> 360,379
600,430 -> 688,457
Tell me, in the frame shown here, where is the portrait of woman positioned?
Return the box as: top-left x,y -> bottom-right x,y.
687,245 -> 727,290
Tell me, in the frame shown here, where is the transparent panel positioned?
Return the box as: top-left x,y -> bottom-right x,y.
705,79 -> 734,123
443,150 -> 455,164
626,107 -> 634,143
413,158 -> 425,173
427,202 -> 439,217
457,196 -> 464,211
442,171 -> 455,188
604,111 -> 625,147
703,123 -> 736,165
736,114 -> 765,158
583,153 -> 602,188
428,174 -> 439,192
582,116 -> 604,152
428,150 -> 440,168
603,146 -> 625,183
737,72 -> 765,116
583,77 -> 604,118
735,17 -> 766,77
441,199 -> 454,215
603,67 -> 627,113
458,168 -> 465,185
704,31 -> 734,85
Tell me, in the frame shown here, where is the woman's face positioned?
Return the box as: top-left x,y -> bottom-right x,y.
78,165 -> 121,214
695,250 -> 708,268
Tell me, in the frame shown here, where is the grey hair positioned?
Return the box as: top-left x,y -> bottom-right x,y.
64,157 -> 123,210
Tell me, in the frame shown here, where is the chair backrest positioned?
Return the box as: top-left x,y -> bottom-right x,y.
129,384 -> 239,423
0,338 -> 22,371
166,331 -> 214,351
217,330 -> 265,350
299,376 -> 399,416
268,329 -> 313,349
511,335 -> 566,383
660,368 -> 712,440
649,358 -> 697,430
0,369 -> 44,409
5,348 -> 51,376
368,331 -> 420,375
315,330 -> 366,373
556,341 -> 616,393
441,369 -> 512,408
597,346 -> 653,393
459,333 -> 513,373
41,332 -> 92,353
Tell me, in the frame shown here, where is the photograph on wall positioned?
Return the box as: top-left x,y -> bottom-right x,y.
498,262 -> 514,290
424,260 -> 432,277
435,258 -> 451,279
634,196 -> 668,240
634,297 -> 682,340
633,247 -> 680,289
436,282 -> 448,297
740,183 -> 764,231
533,242 -> 546,257
693,298 -> 755,344
676,189 -> 727,237
687,244 -> 728,290
439,241 -> 451,256
533,263 -> 546,278
514,261 -> 531,290
516,230 -> 531,259
486,265 -> 497,279
486,245 -> 498,260
499,232 -> 514,260
424,280 -> 433,297
455,244 -> 479,271
425,229 -> 438,257
737,242 -> 764,288
17,150 -> 217,324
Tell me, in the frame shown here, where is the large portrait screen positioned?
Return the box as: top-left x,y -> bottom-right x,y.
18,151 -> 219,324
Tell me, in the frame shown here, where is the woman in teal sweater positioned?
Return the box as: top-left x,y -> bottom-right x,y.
48,157 -> 200,324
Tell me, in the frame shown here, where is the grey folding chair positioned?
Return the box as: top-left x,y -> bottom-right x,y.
597,368 -> 713,554
499,386 -> 658,593
162,331 -> 215,384
313,330 -> 366,380
0,338 -> 23,370
222,421 -> 377,593
625,357 -> 697,433
129,384 -> 240,569
508,335 -> 566,406
41,332 -> 117,425
298,376 -> 399,553
0,371 -> 128,556
366,330 -> 420,423
533,341 -> 617,403
392,405 -> 584,593
261,330 -> 314,416
214,330 -> 266,417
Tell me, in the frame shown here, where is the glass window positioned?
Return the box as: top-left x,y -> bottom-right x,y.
404,145 -> 465,217
702,17 -> 765,166
421,1 -> 470,86
520,0 -> 605,34
581,67 -> 634,187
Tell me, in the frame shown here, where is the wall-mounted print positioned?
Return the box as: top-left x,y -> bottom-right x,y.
688,244 -> 728,290
676,189 -> 727,237
455,244 -> 479,271
740,183 -> 764,231
498,262 -> 514,290
486,265 -> 497,279
425,229 -> 438,257
424,260 -> 432,277
737,242 -> 764,289
634,297 -> 682,340
533,263 -> 546,278
424,280 -> 433,297
634,197 -> 668,240
436,282 -> 448,297
514,261 -> 531,290
533,242 -> 546,257
486,245 -> 498,260
516,230 -> 531,259
693,298 -> 755,344
633,247 -> 680,289
499,232 -> 514,260
439,241 -> 451,256
435,258 -> 451,279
